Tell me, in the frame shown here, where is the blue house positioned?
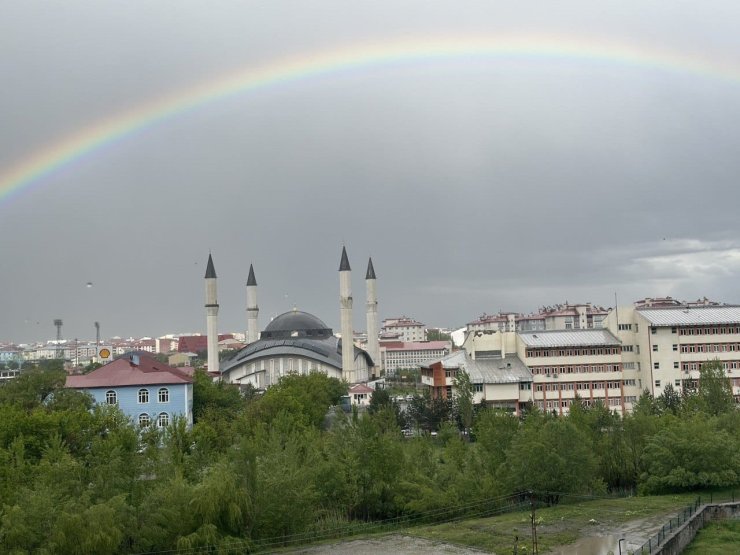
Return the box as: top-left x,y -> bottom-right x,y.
66,353 -> 193,428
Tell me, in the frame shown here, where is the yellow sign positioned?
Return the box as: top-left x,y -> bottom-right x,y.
98,347 -> 112,361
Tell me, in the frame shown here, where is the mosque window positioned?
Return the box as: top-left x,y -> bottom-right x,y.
105,390 -> 117,405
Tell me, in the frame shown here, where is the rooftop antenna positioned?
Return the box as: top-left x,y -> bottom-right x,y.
53,319 -> 63,358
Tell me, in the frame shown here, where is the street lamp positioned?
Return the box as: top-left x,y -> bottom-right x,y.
618,538 -> 626,555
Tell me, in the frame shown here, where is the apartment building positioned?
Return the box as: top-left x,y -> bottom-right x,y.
467,303 -> 609,334
380,317 -> 427,342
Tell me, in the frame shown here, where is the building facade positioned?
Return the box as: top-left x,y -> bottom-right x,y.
66,353 -> 193,427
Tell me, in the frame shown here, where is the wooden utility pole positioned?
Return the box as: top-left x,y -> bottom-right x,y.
530,492 -> 539,554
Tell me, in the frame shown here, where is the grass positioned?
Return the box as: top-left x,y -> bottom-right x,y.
682,519 -> 740,555
407,492 -> 709,554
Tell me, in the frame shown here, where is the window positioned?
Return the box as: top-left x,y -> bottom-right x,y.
674,362 -> 679,369
651,327 -> 657,335
158,387 -> 169,403
138,389 -> 149,404
618,324 -> 632,331
623,345 -> 634,352
673,344 -> 678,351
138,413 -> 150,427
157,412 -> 169,427
473,384 -> 483,393
652,344 -> 658,352
654,362 -> 660,370
675,380 -> 681,387
655,380 -> 661,388
105,390 -> 117,405
671,327 -> 677,334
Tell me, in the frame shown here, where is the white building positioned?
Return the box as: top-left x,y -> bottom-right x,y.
381,317 -> 427,342
380,340 -> 452,375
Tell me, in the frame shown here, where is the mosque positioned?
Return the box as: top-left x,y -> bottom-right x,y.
203,247 -> 380,388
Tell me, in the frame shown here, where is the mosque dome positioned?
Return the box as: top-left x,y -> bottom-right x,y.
261,310 -> 333,340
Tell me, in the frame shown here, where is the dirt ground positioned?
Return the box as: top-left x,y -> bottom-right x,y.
290,534 -> 490,554
287,508 -> 682,554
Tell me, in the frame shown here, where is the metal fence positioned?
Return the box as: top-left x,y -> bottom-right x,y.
633,497 -> 701,554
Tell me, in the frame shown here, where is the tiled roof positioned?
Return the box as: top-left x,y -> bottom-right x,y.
518,329 -> 620,348
637,306 -> 740,326
66,354 -> 192,388
349,384 -> 374,394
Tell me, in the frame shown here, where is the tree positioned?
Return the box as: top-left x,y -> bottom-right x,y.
698,359 -> 734,416
657,383 -> 682,415
453,369 -> 474,438
426,329 -> 452,342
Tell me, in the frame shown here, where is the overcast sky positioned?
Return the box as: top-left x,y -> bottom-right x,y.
2,1 -> 740,343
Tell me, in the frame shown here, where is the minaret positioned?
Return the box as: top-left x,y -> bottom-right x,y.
365,257 -> 380,376
246,263 -> 259,344
339,246 -> 355,382
204,254 -> 219,374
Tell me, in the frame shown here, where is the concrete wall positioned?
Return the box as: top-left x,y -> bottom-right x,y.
654,502 -> 740,555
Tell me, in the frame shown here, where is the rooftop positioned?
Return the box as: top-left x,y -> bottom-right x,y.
66,353 -> 192,388
423,351 -> 532,384
518,329 -> 621,348
637,306 -> 740,326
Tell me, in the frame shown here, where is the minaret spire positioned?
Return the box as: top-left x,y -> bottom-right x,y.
339,246 -> 355,382
246,263 -> 259,344
204,253 -> 220,374
365,257 -> 380,377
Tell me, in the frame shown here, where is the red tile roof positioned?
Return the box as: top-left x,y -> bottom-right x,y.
66,354 -> 193,388
177,334 -> 233,353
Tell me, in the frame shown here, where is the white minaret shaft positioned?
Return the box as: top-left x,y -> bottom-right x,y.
205,254 -> 219,374
365,257 -> 380,376
339,246 -> 355,383
246,263 -> 259,344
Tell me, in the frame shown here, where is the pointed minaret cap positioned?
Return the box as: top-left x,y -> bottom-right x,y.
339,246 -> 351,271
205,254 -> 217,279
366,257 -> 376,280
247,263 -> 257,286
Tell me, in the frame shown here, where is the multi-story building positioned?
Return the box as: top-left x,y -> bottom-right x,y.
66,353 -> 193,428
467,303 -> 610,334
517,329 -> 627,415
604,302 -> 740,401
379,340 -> 452,375
381,317 -> 427,342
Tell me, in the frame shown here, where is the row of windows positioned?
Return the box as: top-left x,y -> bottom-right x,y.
105,388 -> 169,405
530,364 -> 621,375
536,398 -> 622,410
138,412 -> 169,427
679,343 -> 740,353
678,326 -> 740,336
681,361 -> 740,372
535,381 -> 622,392
526,347 -> 620,358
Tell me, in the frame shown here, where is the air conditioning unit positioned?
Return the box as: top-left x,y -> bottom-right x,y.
545,373 -> 551,378
553,373 -> 559,379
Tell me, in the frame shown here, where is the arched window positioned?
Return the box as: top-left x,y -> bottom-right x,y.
105,390 -> 117,405
157,412 -> 169,428
138,388 -> 149,403
138,413 -> 150,427
158,387 -> 169,403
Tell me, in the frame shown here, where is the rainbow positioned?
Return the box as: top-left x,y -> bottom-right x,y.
2,34 -> 739,203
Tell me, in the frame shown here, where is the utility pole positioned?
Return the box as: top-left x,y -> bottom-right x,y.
530,492 -> 539,555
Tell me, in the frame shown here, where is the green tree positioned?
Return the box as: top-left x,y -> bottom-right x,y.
453,369 -> 474,438
698,359 -> 734,416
